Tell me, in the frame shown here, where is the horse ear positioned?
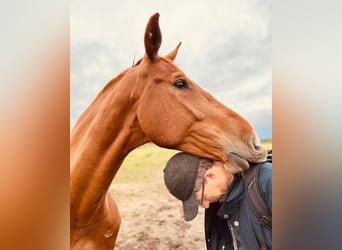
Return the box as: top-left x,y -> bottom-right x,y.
144,13 -> 162,62
165,42 -> 182,62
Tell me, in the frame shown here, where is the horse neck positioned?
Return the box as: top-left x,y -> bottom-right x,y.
70,69 -> 148,213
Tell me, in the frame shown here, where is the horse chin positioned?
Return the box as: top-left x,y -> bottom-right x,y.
227,153 -> 251,173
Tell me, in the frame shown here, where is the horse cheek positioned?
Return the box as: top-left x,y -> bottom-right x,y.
137,105 -> 183,147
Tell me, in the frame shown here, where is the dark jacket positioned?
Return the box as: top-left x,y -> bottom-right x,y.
204,162 -> 272,250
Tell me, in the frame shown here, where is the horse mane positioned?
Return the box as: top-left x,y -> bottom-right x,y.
132,57 -> 143,68
72,68 -> 129,134
98,70 -> 128,97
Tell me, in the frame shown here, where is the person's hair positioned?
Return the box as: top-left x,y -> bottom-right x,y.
194,159 -> 213,192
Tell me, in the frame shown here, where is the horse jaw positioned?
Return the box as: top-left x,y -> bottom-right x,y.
171,119 -> 267,173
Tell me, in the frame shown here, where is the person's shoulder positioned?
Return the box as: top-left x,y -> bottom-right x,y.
260,161 -> 272,178
258,162 -> 272,194
258,161 -> 272,211
258,162 -> 272,191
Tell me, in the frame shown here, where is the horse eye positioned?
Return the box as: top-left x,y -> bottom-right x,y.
173,79 -> 188,89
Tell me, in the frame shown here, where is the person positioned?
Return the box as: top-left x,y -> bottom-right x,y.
163,152 -> 272,250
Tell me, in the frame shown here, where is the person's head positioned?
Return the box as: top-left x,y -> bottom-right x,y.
163,152 -> 234,221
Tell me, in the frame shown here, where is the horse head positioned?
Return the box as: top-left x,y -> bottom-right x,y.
130,13 -> 266,171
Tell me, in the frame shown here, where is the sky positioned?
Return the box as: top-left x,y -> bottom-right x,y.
70,0 -> 272,139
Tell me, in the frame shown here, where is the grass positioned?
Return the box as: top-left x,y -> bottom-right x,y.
113,139 -> 272,184
112,143 -> 178,184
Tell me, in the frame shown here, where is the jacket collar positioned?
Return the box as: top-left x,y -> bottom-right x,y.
216,174 -> 244,219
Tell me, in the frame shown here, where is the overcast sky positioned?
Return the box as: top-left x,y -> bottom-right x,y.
70,0 -> 271,139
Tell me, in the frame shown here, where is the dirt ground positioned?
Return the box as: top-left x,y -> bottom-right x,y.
110,174 -> 206,250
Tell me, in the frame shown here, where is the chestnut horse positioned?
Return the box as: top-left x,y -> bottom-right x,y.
70,13 -> 266,249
